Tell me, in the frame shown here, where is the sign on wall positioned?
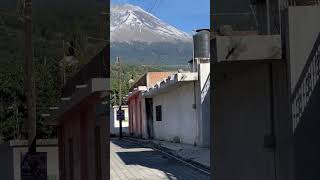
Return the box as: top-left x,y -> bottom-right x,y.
117,109 -> 125,121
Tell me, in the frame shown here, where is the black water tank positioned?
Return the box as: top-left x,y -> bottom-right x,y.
193,29 -> 210,59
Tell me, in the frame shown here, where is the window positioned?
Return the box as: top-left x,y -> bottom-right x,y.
156,105 -> 162,121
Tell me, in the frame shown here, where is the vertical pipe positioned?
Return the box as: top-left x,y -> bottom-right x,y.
269,63 -> 278,179
278,0 -> 282,35
266,0 -> 271,35
192,30 -> 195,72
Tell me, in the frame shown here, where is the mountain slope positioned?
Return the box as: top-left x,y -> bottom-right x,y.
110,4 -> 193,64
111,4 -> 192,43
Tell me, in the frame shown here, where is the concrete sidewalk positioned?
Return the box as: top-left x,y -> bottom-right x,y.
125,137 -> 210,170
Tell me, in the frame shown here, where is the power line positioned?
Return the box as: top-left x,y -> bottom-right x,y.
150,0 -> 158,13
152,0 -> 162,15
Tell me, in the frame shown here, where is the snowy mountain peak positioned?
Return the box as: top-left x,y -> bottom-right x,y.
111,4 -> 192,43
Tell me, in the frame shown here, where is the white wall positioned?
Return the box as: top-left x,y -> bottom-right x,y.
152,82 -> 198,145
285,6 -> 320,180
286,6 -> 320,92
199,63 -> 210,91
110,106 -> 129,135
198,62 -> 211,147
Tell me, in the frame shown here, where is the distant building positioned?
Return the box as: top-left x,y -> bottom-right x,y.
126,29 -> 211,147
110,105 -> 129,136
143,61 -> 210,147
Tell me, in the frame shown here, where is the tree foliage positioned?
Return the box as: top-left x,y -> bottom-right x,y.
0,0 -> 107,141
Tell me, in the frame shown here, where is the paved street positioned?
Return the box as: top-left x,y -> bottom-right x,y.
110,139 -> 210,180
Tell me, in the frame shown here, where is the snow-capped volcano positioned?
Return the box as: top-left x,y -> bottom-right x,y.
111,4 -> 192,43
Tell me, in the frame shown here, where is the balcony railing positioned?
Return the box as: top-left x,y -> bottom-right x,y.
292,33 -> 320,131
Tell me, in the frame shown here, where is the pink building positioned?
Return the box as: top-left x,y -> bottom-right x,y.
128,72 -> 174,138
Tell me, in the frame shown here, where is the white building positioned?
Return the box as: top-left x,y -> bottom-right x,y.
143,61 -> 210,147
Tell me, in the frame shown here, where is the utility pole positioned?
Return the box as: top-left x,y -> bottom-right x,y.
116,56 -> 123,139
25,0 -> 36,147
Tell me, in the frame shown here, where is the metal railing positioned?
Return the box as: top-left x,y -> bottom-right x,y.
61,46 -> 109,97
292,33 -> 320,131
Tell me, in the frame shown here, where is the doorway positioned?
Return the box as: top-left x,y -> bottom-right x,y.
145,98 -> 154,139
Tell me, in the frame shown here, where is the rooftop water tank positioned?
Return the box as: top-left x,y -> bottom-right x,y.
193,29 -> 210,59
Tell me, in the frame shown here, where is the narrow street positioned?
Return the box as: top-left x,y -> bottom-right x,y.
110,139 -> 210,180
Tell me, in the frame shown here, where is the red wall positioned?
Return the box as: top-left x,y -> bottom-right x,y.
57,96 -> 108,180
128,92 -> 144,137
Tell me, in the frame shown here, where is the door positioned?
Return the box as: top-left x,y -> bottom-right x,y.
145,98 -> 154,139
213,63 -> 276,180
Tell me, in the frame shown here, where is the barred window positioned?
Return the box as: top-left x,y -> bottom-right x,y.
156,105 -> 162,121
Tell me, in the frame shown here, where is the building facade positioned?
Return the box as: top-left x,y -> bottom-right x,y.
143,61 -> 210,147
127,72 -> 174,138
45,47 -> 109,180
110,105 -> 129,136
211,2 -> 320,180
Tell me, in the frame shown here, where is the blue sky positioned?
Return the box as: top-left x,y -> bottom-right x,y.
111,0 -> 210,33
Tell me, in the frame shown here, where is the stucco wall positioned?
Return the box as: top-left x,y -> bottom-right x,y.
153,82 -> 197,145
212,61 -> 292,180
213,63 -> 275,180
128,93 -> 148,138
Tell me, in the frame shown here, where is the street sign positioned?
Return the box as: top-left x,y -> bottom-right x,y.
117,109 -> 125,121
21,152 -> 47,180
